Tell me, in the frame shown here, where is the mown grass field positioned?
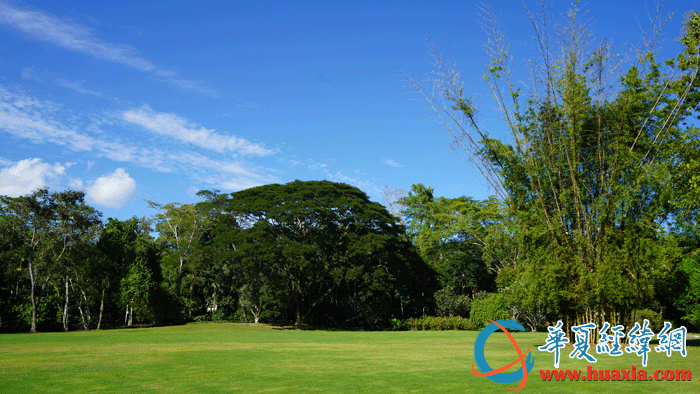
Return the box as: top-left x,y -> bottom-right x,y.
1,322 -> 698,393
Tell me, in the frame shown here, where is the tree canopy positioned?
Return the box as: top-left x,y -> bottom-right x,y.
405,4 -> 700,331
209,180 -> 437,327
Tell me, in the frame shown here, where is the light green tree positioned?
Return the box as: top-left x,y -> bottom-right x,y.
0,189 -> 101,332
147,201 -> 207,316
405,4 -> 700,331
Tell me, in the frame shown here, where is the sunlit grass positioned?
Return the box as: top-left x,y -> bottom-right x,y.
0,322 -> 697,393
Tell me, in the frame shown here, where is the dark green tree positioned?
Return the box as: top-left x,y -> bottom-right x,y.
98,217 -> 178,327
0,209 -> 25,331
207,180 -> 437,327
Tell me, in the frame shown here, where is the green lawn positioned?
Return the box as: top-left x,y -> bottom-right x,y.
0,322 -> 698,393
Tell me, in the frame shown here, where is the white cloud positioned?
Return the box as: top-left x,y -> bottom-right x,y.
384,159 -> 404,168
123,106 -> 272,156
186,185 -> 200,196
20,67 -> 44,83
0,95 -> 95,151
319,169 -> 380,197
0,2 -> 155,71
218,178 -> 264,191
0,86 -> 169,171
181,152 -> 277,191
85,168 -> 136,208
0,85 -> 277,194
0,1 -> 213,95
55,79 -> 104,97
0,158 -> 67,197
68,178 -> 83,189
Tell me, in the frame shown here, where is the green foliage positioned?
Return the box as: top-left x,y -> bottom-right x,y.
99,217 -> 180,327
120,262 -> 154,323
634,309 -> 664,333
205,180 -> 438,328
414,5 -> 700,333
404,316 -> 478,331
434,287 -> 471,317
676,257 -> 700,328
469,293 -> 510,328
402,184 -> 498,296
0,188 -> 101,332
390,318 -> 408,331
147,201 -> 212,319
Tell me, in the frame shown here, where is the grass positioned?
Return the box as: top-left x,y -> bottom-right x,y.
0,322 -> 698,393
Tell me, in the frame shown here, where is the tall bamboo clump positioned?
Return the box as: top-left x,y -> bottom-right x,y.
405,3 -> 700,336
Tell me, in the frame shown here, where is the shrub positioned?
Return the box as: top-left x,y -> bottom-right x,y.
390,318 -> 408,331
404,316 -> 480,331
469,292 -> 510,328
635,308 -> 664,332
434,287 -> 471,317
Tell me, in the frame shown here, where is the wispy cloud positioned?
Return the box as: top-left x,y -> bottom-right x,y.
383,159 -> 404,168
20,67 -> 107,97
0,1 -> 155,70
179,151 -> 276,191
55,78 -> 104,97
0,84 -> 276,193
0,1 -> 213,95
293,157 -> 380,196
325,170 -> 380,195
123,106 -> 272,156
20,67 -> 45,83
0,110 -> 96,151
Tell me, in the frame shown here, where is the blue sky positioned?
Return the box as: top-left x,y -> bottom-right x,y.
0,0 -> 695,221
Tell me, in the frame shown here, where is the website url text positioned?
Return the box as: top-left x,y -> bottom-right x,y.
540,366 -> 691,382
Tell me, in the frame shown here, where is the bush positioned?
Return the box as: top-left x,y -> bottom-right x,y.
469,292 -> 510,328
404,316 -> 480,331
635,308 -> 664,333
390,318 -> 408,331
434,287 -> 471,317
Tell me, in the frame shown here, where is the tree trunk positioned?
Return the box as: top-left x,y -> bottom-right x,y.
79,286 -> 92,331
62,277 -> 69,332
76,294 -> 88,331
251,305 -> 260,324
76,304 -> 87,331
176,256 -> 184,297
241,305 -> 248,322
28,258 -> 37,333
295,296 -> 303,326
97,288 -> 105,330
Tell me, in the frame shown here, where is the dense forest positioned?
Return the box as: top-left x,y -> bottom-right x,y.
0,181 -> 439,332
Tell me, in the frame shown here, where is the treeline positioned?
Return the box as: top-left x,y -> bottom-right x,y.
397,184 -> 700,333
1,178 -> 698,333
0,181 -> 439,332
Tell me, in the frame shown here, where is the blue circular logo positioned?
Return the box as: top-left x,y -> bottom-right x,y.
472,319 -> 535,390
